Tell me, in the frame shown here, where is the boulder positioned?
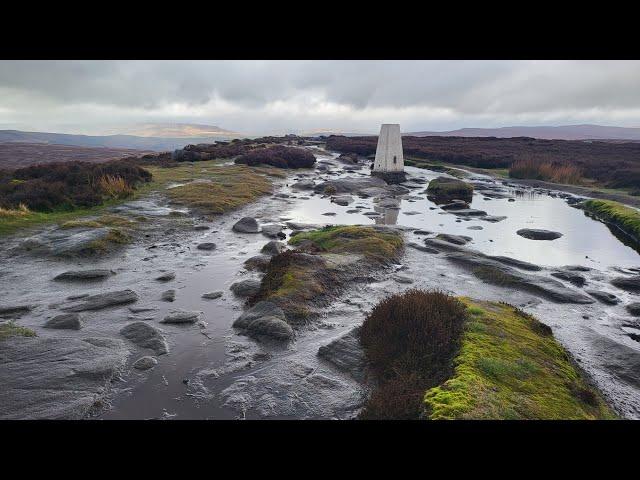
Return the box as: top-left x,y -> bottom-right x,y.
196,242 -> 217,251
44,313 -> 82,330
317,327 -> 367,382
313,177 -> 387,195
132,356 -> 157,371
63,290 -> 138,312
244,255 -> 271,272
232,217 -> 260,233
517,229 -> 563,241
245,316 -> 294,341
120,322 -> 168,355
233,301 -> 286,329
261,241 -> 285,256
161,311 -> 202,324
426,176 -> 474,203
53,269 -> 115,281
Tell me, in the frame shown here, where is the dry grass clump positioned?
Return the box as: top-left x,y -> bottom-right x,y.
99,174 -> 133,199
359,289 -> 468,419
509,158 -> 583,184
0,203 -> 30,218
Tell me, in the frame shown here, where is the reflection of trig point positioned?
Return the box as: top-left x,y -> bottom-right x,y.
371,124 -> 406,184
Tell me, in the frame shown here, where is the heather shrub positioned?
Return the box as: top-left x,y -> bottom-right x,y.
0,160 -> 151,212
235,145 -> 316,169
359,289 -> 467,419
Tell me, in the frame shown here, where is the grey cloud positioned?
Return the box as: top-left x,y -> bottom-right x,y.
1,60 -> 640,134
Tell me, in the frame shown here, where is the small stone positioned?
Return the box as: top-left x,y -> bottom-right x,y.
133,356 -> 157,370
202,291 -> 223,300
196,242 -> 217,251
232,217 -> 260,233
161,311 -> 202,324
155,272 -> 176,282
44,313 -> 82,330
161,290 -> 176,302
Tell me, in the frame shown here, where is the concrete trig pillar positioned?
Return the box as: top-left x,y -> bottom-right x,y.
371,124 -> 406,184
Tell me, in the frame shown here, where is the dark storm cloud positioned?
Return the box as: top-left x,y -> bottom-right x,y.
1,60 -> 640,134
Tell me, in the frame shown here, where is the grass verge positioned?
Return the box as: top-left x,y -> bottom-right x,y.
423,299 -> 616,419
582,199 -> 640,244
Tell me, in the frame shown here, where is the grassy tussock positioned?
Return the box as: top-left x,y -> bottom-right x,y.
359,289 -> 468,419
99,174 -> 133,199
424,299 -> 616,419
583,199 -> 640,242
0,322 -> 36,341
0,203 -> 30,218
289,225 -> 404,263
147,161 -> 273,215
509,158 -> 583,185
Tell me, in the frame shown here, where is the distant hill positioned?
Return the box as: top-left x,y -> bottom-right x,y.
301,129 -> 373,138
0,130 -> 246,152
0,142 -> 153,170
405,124 -> 640,141
112,122 -> 244,138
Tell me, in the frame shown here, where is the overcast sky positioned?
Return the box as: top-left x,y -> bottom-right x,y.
1,60 -> 640,135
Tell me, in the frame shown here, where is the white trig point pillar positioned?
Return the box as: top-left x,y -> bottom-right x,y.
371,123 -> 406,184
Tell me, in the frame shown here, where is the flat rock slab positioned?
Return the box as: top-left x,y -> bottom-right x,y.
161,289 -> 176,302
62,289 -> 138,312
314,177 -> 387,195
230,279 -> 262,297
161,311 -> 202,324
120,322 -> 168,355
332,195 -> 354,206
586,290 -> 620,305
626,303 -> 640,317
0,305 -> 33,320
19,227 -> 113,257
53,269 -> 115,281
444,250 -> 594,304
436,233 -> 472,245
233,217 -> 260,233
611,276 -> 640,293
551,270 -> 587,287
155,272 -> 176,282
517,229 -> 563,241
44,313 -> 83,330
0,336 -> 129,419
196,242 -> 217,251
202,291 -> 223,300
317,327 -> 367,382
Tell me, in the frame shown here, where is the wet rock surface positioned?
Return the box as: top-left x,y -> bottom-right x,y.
0,336 -> 129,419
611,276 -> 640,293
63,290 -> 139,312
196,242 -> 217,251
230,279 -> 262,297
18,227 -> 116,257
53,269 -> 115,281
44,313 -> 83,330
232,217 -> 261,233
119,322 -> 168,355
586,290 -> 621,305
517,229 -> 563,241
0,305 -> 33,319
317,327 -> 368,383
133,356 -> 157,370
161,311 -> 202,324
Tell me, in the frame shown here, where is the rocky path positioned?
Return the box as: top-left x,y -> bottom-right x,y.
2,148 -> 640,419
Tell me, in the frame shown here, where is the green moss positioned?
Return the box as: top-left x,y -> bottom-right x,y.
583,199 -> 640,242
0,322 -> 36,341
289,225 -> 403,263
424,299 -> 616,419
426,177 -> 474,202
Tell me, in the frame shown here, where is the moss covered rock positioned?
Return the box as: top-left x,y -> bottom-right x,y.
426,176 -> 474,203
